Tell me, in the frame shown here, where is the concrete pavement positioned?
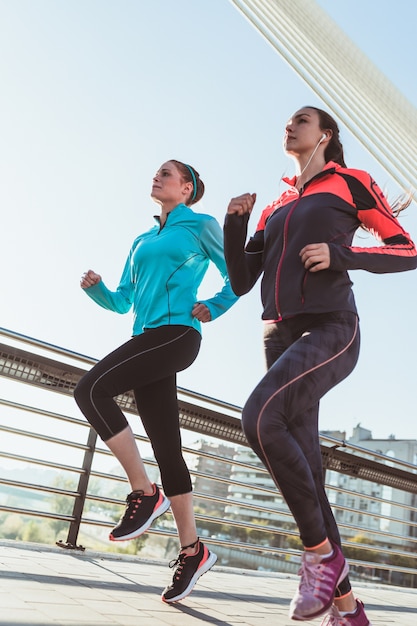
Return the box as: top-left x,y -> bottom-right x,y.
0,540 -> 416,625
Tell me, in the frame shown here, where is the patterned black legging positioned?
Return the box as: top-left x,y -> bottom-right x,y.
74,325 -> 201,497
242,311 -> 360,596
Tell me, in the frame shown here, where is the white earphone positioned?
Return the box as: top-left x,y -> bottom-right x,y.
299,133 -> 330,180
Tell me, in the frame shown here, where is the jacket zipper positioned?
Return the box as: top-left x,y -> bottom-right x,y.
274,168 -> 334,319
274,196 -> 302,320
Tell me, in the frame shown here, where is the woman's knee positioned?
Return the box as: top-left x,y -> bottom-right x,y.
241,393 -> 263,447
242,387 -> 289,453
74,369 -> 104,410
73,373 -> 90,407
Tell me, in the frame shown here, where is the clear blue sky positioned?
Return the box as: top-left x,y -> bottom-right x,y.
1,0 -> 416,444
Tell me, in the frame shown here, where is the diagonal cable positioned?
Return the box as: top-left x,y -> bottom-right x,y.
230,0 -> 417,192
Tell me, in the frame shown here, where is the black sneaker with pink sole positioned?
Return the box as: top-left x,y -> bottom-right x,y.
162,540 -> 217,603
109,483 -> 170,541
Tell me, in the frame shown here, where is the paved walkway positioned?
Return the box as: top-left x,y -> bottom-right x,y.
0,540 -> 416,625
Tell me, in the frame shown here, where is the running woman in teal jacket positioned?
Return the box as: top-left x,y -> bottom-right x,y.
74,159 -> 238,603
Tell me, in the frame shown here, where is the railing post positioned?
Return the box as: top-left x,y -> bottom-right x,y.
58,426 -> 98,550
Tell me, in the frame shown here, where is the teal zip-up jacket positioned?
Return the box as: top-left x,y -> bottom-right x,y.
85,203 -> 238,335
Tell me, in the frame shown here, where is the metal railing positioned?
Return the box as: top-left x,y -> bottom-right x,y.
1,327 -> 416,586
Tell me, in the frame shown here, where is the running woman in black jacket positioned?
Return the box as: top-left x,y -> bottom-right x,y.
223,106 -> 417,626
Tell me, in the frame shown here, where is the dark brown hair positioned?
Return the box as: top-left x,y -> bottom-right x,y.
306,106 -> 347,167
170,160 -> 205,206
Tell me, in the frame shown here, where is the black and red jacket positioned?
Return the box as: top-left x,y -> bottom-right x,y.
224,161 -> 417,322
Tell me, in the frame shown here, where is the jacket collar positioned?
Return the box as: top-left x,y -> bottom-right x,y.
153,203 -> 191,224
282,160 -> 339,188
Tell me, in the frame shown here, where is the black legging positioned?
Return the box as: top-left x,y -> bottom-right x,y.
74,325 -> 201,497
242,311 -> 360,596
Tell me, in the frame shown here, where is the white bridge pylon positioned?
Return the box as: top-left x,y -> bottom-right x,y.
230,0 -> 417,192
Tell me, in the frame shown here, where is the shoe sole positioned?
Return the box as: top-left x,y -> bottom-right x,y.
161,551 -> 217,603
290,559 -> 350,621
109,495 -> 171,541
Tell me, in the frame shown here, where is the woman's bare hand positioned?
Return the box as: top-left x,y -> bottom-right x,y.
80,270 -> 102,289
227,193 -> 257,216
299,243 -> 330,272
192,303 -> 211,323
